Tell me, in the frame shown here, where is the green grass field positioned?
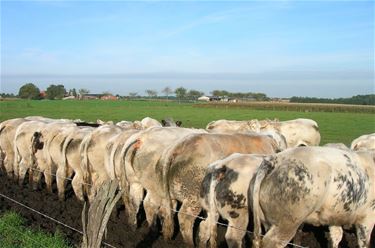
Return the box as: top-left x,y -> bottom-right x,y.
0,211 -> 71,248
1,99 -> 374,145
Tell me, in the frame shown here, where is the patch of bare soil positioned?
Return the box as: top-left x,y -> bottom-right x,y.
0,171 -> 373,247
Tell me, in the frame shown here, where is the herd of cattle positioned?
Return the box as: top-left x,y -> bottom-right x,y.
0,116 -> 374,248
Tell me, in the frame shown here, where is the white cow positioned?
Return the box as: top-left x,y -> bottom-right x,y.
207,118 -> 320,148
60,126 -> 94,201
0,118 -> 28,178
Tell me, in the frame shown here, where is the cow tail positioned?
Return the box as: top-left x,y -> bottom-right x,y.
61,135 -> 73,180
13,131 -> 22,178
119,138 -> 140,217
106,142 -> 115,180
252,158 -> 274,248
206,166 -> 222,247
79,133 -> 91,191
0,124 -> 6,135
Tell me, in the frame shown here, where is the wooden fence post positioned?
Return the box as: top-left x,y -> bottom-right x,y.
81,180 -> 122,248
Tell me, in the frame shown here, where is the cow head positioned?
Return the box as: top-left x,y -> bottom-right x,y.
161,118 -> 182,127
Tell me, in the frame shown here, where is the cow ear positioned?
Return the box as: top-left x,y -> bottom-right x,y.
176,121 -> 182,127
161,119 -> 166,126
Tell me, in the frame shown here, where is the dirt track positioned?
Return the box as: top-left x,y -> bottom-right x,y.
0,171 -> 373,248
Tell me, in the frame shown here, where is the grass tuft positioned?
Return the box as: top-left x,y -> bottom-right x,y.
0,211 -> 72,248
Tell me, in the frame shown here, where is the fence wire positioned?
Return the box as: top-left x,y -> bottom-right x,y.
1,167 -> 308,248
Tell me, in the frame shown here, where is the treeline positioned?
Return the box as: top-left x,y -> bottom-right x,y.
211,90 -> 269,101
290,94 -> 375,106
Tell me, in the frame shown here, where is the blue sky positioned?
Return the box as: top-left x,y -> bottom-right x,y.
1,0 -> 374,97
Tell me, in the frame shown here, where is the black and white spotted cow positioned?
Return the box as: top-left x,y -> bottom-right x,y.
351,133 -> 375,152
250,146 -> 375,248
199,153 -> 265,248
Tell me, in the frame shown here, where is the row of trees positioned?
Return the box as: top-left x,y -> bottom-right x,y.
290,95 -> 375,106
211,90 -> 269,101
15,83 -> 206,101
139,87 -> 204,100
17,83 -> 91,100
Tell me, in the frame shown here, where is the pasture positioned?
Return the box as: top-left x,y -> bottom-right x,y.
0,99 -> 374,145
1,99 -> 375,247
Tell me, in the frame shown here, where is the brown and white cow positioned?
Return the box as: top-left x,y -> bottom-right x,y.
199,153 -> 266,248
206,118 -> 320,148
35,121 -> 77,192
120,126 -> 206,228
13,120 -> 51,187
250,147 -> 375,248
160,133 -> 279,245
351,133 -> 375,152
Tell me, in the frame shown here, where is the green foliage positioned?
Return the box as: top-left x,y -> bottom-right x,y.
211,90 -> 269,101
78,88 -> 89,96
68,88 -> 77,97
0,100 -> 374,145
145,89 -> 158,97
174,87 -> 187,99
0,93 -> 17,98
187,89 -> 204,100
45,84 -> 66,100
162,86 -> 173,98
290,94 -> 375,105
18,83 -> 41,100
0,211 -> 71,248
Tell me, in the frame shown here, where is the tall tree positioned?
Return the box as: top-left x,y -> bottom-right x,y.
187,89 -> 204,100
174,87 -> 187,101
162,86 -> 173,99
128,92 -> 138,98
18,83 -> 41,99
72,88 -> 77,97
45,84 -> 66,100
145,89 -> 157,98
78,88 -> 90,99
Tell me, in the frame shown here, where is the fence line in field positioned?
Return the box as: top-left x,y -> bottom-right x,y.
0,192 -> 117,248
11,168 -> 308,248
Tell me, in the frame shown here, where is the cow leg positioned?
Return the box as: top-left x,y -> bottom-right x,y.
56,167 -> 67,201
178,199 -> 202,247
13,154 -> 19,181
43,167 -> 53,193
261,224 -> 299,248
226,226 -> 246,248
328,226 -> 343,248
127,183 -> 144,227
72,172 -> 85,201
32,169 -> 42,190
198,210 -> 219,248
143,192 -> 161,230
225,214 -> 248,248
356,220 -> 374,248
3,154 -> 14,178
160,198 -> 177,240
18,159 -> 29,186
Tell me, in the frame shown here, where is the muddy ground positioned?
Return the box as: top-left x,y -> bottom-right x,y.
0,171 -> 373,248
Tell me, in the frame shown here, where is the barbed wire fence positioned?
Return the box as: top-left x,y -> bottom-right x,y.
0,167 -> 308,248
